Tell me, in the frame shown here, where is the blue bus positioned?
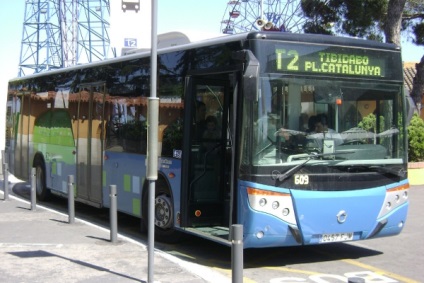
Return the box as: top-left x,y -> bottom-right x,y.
5,31 -> 409,248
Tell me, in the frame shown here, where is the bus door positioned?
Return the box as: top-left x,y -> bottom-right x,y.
76,83 -> 106,206
182,76 -> 233,228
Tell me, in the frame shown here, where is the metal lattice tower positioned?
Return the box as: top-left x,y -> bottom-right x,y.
18,0 -> 110,77
221,0 -> 306,35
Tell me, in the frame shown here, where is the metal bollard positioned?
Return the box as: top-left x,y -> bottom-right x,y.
231,224 -> 243,283
1,158 -> 4,194
1,150 -> 4,177
147,180 -> 156,283
3,163 -> 9,201
348,278 -> 365,283
68,175 -> 75,224
31,168 -> 36,211
109,185 -> 118,243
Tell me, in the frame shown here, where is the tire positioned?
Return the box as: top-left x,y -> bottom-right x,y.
34,158 -> 51,201
141,178 -> 183,243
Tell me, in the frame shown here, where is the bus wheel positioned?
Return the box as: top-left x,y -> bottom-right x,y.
142,180 -> 182,243
34,159 -> 51,201
155,193 -> 173,230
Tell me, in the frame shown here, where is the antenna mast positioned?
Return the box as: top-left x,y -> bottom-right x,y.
18,0 -> 111,76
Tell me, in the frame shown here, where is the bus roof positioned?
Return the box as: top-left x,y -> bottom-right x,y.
10,31 -> 400,82
246,32 -> 400,51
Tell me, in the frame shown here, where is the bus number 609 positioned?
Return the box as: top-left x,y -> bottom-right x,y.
294,174 -> 309,185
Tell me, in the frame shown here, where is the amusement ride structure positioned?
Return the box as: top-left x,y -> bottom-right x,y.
18,0 -> 111,76
221,0 -> 306,34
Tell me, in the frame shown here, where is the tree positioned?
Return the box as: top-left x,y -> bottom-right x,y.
301,0 -> 388,40
301,1 -> 423,43
301,0 -> 424,106
358,113 -> 385,134
411,56 -> 424,106
408,113 -> 424,161
403,0 -> 424,45
384,0 -> 406,45
401,0 -> 424,105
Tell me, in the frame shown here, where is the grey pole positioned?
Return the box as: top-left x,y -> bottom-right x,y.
30,168 -> 36,211
231,224 -> 244,283
1,151 -> 4,195
1,150 -> 4,178
148,0 -> 159,282
67,175 -> 75,224
147,180 -> 155,283
3,163 -> 9,201
110,185 -> 118,243
1,150 -> 3,194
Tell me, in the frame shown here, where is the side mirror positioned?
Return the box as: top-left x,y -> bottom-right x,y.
234,50 -> 260,101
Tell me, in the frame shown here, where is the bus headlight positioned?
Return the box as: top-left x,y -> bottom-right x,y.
377,183 -> 409,219
256,231 -> 264,239
247,187 -> 297,225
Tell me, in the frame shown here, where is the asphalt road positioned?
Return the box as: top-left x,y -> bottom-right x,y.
6,180 -> 423,283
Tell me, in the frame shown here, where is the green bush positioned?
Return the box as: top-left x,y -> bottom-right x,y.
408,113 -> 424,162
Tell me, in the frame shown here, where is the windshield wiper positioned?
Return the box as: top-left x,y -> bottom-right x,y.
274,151 -> 354,181
369,165 -> 406,178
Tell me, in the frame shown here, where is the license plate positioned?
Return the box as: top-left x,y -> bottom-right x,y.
319,232 -> 353,243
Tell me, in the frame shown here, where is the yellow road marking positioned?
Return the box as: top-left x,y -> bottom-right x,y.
342,258 -> 420,283
313,248 -> 420,283
212,267 -> 257,283
265,266 -> 321,276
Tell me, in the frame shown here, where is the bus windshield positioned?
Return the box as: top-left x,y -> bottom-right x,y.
252,77 -> 406,167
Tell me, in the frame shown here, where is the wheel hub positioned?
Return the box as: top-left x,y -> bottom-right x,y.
155,195 -> 173,229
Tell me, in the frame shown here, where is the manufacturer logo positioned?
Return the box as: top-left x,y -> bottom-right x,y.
336,210 -> 347,223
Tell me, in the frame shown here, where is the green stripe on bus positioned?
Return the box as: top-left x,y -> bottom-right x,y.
132,198 -> 141,216
124,174 -> 131,192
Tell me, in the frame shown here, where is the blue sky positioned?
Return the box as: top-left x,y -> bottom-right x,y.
1,1 -> 422,82
1,0 -> 423,150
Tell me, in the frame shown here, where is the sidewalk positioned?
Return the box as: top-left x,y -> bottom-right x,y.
408,162 -> 424,185
0,181 -> 230,283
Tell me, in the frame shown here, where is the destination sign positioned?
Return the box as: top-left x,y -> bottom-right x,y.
273,45 -> 387,77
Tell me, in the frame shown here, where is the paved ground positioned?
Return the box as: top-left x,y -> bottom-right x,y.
0,183 -> 230,283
